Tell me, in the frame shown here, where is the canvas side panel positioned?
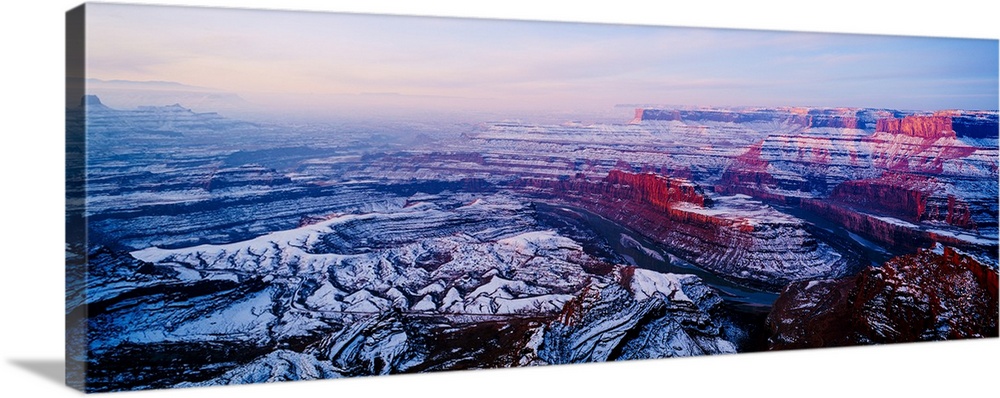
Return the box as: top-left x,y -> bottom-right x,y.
65,3 -> 88,393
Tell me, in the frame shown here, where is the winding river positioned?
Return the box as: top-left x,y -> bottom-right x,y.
533,202 -> 779,311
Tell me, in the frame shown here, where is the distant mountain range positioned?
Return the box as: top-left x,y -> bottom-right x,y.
68,78 -> 255,116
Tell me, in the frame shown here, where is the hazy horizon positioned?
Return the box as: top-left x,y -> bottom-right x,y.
82,3 -> 999,121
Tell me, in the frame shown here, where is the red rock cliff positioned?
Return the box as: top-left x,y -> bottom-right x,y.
604,169 -> 707,208
515,171 -> 709,212
876,115 -> 956,139
513,171 -> 854,291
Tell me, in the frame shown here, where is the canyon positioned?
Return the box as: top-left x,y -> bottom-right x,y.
68,98 -> 999,391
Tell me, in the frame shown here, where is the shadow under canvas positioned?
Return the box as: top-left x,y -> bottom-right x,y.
9,359 -> 65,386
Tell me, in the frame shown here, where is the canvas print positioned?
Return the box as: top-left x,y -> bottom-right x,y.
65,3 -> 999,393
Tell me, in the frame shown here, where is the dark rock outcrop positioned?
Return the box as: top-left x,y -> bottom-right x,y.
767,247 -> 999,349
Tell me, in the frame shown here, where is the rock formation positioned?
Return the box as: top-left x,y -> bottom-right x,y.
876,115 -> 955,139
516,171 -> 858,291
768,247 -> 999,349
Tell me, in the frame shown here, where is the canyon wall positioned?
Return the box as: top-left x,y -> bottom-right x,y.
515,171 -> 855,291
876,115 -> 956,139
829,173 -> 976,229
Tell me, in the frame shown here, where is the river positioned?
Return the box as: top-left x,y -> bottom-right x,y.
772,203 -> 897,266
533,202 -> 779,310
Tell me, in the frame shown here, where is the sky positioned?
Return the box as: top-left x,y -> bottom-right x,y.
83,3 -> 999,118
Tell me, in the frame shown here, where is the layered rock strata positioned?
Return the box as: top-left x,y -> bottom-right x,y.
516,171 -> 856,290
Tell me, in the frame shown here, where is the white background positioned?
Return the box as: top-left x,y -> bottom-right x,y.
0,1 -> 997,397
